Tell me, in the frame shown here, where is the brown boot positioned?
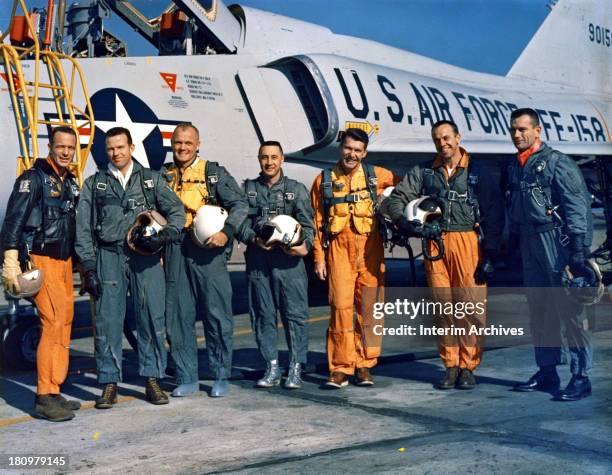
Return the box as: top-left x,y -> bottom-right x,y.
35,395 -> 75,422
145,378 -> 169,405
95,383 -> 118,409
355,368 -> 374,386
325,371 -> 349,389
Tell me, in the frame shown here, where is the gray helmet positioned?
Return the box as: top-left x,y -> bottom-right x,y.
7,267 -> 44,299
562,258 -> 605,306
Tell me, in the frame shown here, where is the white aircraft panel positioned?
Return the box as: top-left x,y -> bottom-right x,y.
238,67 -> 316,154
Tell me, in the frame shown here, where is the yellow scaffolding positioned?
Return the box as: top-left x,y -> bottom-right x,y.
0,0 -> 95,185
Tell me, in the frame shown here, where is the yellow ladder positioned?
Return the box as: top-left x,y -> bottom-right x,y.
0,0 -> 95,185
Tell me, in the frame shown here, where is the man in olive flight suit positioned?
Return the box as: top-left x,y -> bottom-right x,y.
385,120 -> 503,390
237,141 -> 314,389
76,126 -> 185,408
163,123 -> 248,397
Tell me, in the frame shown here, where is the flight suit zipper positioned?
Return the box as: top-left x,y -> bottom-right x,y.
442,171 -> 452,227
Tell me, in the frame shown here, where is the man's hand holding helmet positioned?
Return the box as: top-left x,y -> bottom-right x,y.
131,227 -> 175,254
204,231 -> 229,248
569,235 -> 593,278
398,217 -> 424,237
281,241 -> 308,257
192,205 -> 229,248
253,236 -> 273,251
422,222 -> 442,240
2,249 -> 22,296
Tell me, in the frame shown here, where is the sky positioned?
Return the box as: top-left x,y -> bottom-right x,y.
4,0 -> 551,75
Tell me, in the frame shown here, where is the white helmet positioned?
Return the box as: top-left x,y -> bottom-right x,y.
192,205 -> 228,246
260,215 -> 302,246
377,186 -> 395,219
404,196 -> 442,225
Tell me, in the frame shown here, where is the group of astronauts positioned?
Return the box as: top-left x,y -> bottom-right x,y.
0,106 -> 595,422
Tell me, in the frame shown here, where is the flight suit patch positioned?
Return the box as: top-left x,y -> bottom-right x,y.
48,177 -> 61,197
19,180 -> 30,193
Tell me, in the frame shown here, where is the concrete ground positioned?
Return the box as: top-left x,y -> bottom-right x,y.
1,301 -> 611,474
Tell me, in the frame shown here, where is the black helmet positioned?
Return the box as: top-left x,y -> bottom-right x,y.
127,211 -> 167,255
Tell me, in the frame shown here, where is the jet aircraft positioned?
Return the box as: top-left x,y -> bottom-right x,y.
1,0 -> 610,192
0,0 -> 610,368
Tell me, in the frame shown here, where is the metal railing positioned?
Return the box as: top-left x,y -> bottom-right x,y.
0,0 -> 94,184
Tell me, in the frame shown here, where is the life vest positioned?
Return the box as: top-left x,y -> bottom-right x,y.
321,163 -> 378,235
163,158 -> 219,228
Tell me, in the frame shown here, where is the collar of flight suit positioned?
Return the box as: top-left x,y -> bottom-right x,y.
43,156 -> 68,181
107,159 -> 135,189
333,162 -> 365,184
431,147 -> 470,180
257,168 -> 285,188
516,139 -> 542,168
171,155 -> 201,172
36,157 -> 74,183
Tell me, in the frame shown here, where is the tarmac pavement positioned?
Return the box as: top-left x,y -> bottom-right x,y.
0,329 -> 611,474
0,296 -> 611,474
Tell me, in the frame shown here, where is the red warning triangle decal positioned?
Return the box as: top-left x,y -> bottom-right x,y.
160,72 -> 177,92
1,72 -> 21,91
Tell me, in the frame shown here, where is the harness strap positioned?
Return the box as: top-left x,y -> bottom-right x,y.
206,161 -> 219,205
246,177 -> 297,217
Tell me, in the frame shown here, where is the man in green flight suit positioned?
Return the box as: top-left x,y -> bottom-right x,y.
237,141 -> 314,389
76,126 -> 185,409
163,123 -> 248,397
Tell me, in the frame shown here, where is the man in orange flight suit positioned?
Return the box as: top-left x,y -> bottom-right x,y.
311,128 -> 397,388
385,120 -> 503,390
1,126 -> 81,421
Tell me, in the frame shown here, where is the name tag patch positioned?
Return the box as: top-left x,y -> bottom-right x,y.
19,180 -> 31,193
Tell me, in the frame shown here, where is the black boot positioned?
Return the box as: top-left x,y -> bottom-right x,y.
35,395 -> 75,422
513,367 -> 560,392
438,367 -> 460,390
95,383 -> 118,409
457,369 -> 476,390
556,376 -> 591,401
52,394 -> 81,411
